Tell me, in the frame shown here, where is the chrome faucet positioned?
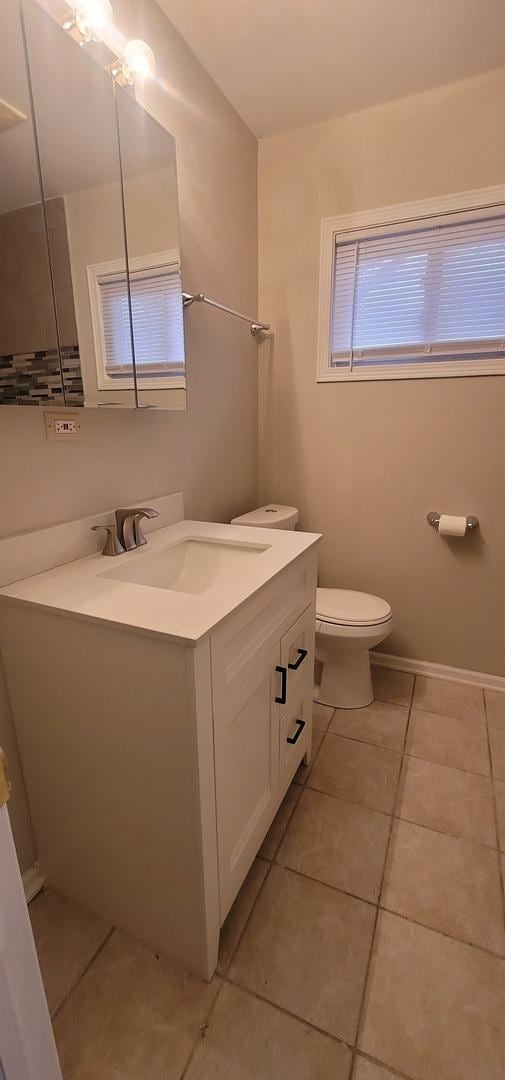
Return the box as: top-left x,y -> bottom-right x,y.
115,507 -> 159,551
91,507 -> 159,556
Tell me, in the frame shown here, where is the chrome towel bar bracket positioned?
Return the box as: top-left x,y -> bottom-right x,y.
426,511 -> 479,531
182,291 -> 270,337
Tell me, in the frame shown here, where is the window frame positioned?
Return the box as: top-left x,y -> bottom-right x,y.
317,185 -> 505,383
87,249 -> 186,393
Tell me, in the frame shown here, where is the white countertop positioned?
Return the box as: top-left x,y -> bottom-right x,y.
0,519 -> 321,646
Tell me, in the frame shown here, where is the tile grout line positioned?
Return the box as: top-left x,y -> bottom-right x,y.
391,810 -> 499,852
217,719 -> 343,982
219,724 -> 332,983
177,744 -> 330,1080
349,672 -> 416,1077
321,728 -> 403,755
483,689 -> 505,941
218,857 -> 275,978
403,748 -> 491,780
305,772 -> 500,853
302,780 -> 397,820
267,857 -> 505,964
179,978 -> 225,1080
326,727 -> 492,780
221,679 -> 504,1076
263,783 -> 303,863
221,972 -> 418,1080
199,678 -> 494,1079
354,1049 -> 418,1080
50,924 -> 116,1023
270,860 -> 378,909
223,970 -> 355,1053
187,677 -> 495,1078
218,769 -> 307,977
378,899 -> 505,963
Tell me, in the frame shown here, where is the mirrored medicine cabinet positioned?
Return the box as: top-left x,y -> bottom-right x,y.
0,0 -> 186,410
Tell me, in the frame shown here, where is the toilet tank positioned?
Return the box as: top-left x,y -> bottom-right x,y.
231,505 -> 299,530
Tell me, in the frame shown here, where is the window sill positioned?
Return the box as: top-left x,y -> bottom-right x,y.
317,359 -> 505,383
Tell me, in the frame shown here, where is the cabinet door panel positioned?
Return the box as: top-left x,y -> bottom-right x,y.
211,552 -> 317,714
215,645 -> 280,920
280,602 -> 315,710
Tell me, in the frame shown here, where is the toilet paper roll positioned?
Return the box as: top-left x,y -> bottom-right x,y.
438,514 -> 467,537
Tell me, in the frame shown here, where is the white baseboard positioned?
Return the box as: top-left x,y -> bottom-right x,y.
371,651 -> 505,693
22,863 -> 44,904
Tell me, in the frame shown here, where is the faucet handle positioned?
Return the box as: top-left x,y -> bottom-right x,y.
115,507 -> 159,550
131,507 -> 160,548
91,524 -> 125,557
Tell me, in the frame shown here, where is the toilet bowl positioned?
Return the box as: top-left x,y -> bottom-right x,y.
231,505 -> 392,709
316,588 -> 392,709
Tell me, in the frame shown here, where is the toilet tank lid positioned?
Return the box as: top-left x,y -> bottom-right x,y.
317,588 -> 392,626
231,505 -> 299,528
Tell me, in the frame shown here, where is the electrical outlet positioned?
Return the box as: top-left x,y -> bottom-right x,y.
44,411 -> 81,441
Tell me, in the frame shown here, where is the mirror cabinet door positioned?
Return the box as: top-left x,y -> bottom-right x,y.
0,0 -> 64,407
114,86 -> 187,410
22,0 -> 137,409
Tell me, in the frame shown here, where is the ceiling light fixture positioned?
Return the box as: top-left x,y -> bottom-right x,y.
62,0 -> 114,44
115,39 -> 157,85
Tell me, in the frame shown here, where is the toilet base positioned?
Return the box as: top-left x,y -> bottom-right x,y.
317,647 -> 374,710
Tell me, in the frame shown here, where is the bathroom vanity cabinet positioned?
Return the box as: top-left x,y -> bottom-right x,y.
0,503 -> 319,979
212,576 -> 315,917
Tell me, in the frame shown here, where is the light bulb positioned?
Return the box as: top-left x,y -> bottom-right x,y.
73,0 -> 113,41
122,39 -> 156,82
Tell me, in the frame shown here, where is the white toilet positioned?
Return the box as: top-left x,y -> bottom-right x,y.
231,504 -> 392,710
315,588 -> 392,709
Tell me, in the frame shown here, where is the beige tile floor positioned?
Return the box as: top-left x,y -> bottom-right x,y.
29,666 -> 505,1080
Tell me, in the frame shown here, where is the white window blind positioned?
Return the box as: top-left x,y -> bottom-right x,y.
99,265 -> 185,378
331,215 -> 505,374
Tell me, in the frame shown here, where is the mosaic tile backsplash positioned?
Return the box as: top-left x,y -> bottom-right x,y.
0,346 -> 84,407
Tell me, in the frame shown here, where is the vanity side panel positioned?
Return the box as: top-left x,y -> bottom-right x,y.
0,606 -> 213,978
191,640 -> 220,977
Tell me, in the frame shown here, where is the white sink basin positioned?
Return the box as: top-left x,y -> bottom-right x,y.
99,536 -> 270,594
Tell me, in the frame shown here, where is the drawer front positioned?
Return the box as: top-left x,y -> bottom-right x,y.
211,551 -> 317,715
279,679 -> 313,788
280,603 -> 315,711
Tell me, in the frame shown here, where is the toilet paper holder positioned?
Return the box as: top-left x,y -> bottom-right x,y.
426,511 -> 479,532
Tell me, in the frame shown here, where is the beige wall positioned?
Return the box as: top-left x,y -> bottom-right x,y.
259,67 -> 505,676
1,0 -> 258,868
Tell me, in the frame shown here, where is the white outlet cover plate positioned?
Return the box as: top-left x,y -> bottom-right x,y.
44,411 -> 81,440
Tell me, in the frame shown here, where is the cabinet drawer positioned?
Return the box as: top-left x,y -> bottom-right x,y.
211,551 -> 317,715
280,603 -> 315,711
280,680 -> 313,788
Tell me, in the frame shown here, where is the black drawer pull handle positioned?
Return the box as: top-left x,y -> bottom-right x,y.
287,718 -> 305,745
288,648 -> 308,671
275,666 -> 288,705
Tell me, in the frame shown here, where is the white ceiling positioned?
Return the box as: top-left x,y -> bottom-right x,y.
158,0 -> 505,137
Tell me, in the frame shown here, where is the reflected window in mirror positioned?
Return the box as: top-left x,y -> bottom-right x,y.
88,251 -> 185,393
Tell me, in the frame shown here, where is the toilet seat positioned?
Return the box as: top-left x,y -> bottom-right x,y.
316,588 -> 392,628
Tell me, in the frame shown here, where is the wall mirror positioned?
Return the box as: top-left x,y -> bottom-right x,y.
0,0 -> 186,411
115,86 -> 186,411
0,1 -> 64,406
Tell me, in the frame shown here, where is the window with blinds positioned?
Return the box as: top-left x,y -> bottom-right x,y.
329,212 -> 505,379
99,264 -> 185,379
